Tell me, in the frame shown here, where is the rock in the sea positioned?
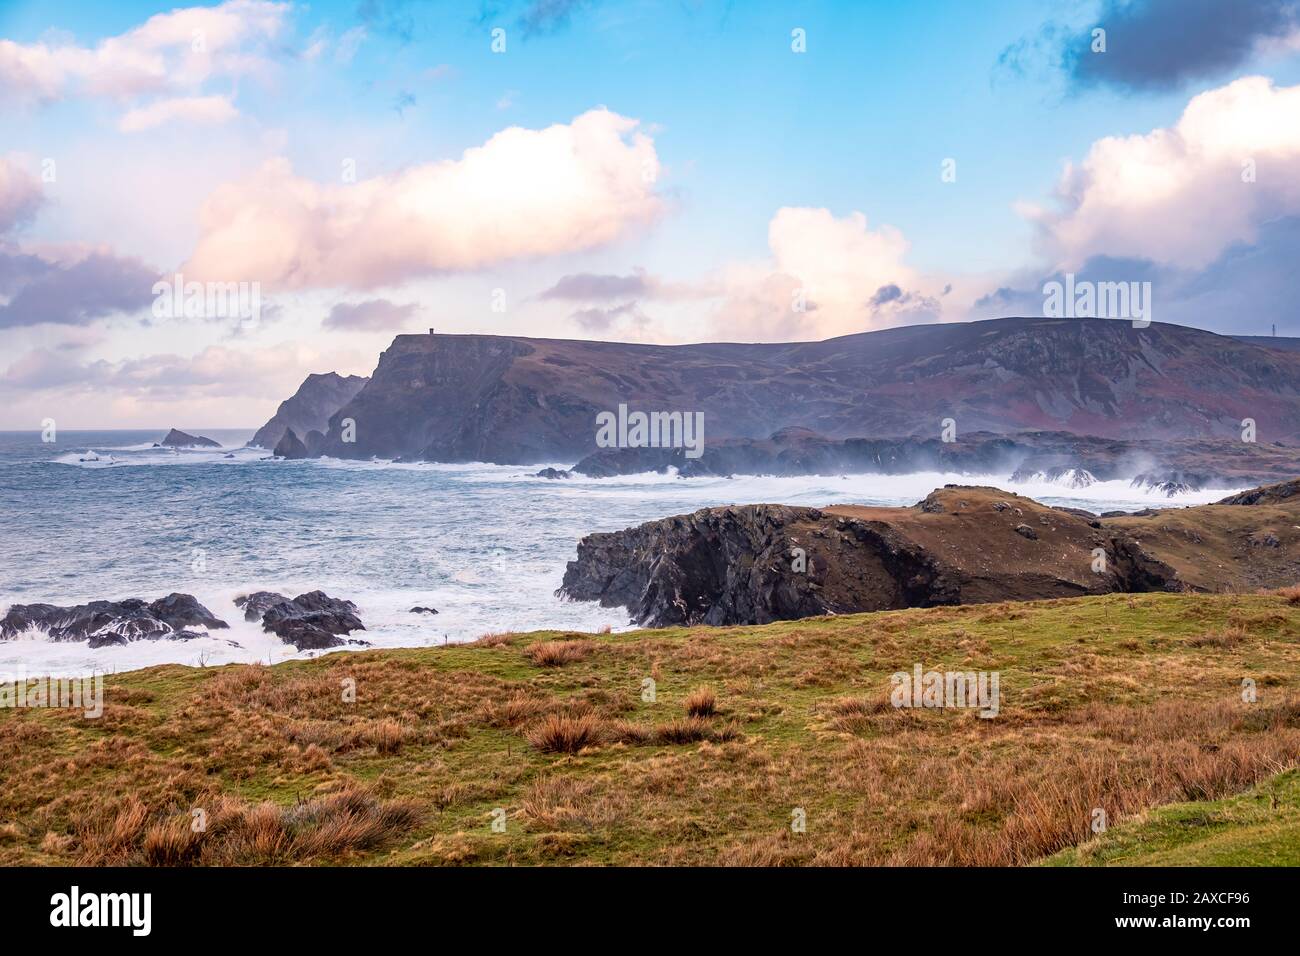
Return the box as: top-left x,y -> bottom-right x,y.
409,606 -> 438,614
533,467 -> 571,479
234,590 -> 367,650
1130,473 -> 1202,496
273,428 -> 309,459
0,593 -> 228,648
157,428 -> 220,448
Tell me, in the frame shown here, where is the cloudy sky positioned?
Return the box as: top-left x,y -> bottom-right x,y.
3,0 -> 1300,427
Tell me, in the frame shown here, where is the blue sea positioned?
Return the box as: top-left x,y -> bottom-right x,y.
0,428 -> 1245,676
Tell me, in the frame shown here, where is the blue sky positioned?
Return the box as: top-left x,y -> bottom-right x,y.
3,0 -> 1300,426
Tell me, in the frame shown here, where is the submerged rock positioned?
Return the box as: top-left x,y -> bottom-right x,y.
408,606 -> 438,614
533,467 -> 571,479
0,593 -> 228,648
234,590 -> 367,650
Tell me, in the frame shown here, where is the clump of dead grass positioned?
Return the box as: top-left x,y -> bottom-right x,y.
77,787 -> 419,866
524,640 -> 594,667
684,686 -> 717,718
1187,626 -> 1247,649
526,713 -> 603,753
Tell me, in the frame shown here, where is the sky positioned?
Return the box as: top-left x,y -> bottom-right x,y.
2,0 -> 1300,427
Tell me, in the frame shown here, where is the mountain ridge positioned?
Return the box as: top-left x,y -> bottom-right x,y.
255,317 -> 1300,463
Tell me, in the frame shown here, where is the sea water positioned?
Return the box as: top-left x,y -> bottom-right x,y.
0,429 -> 1241,677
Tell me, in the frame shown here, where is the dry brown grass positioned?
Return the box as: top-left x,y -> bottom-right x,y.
524,639 -> 594,667
2,592 -> 1298,867
526,713 -> 603,754
655,716 -> 727,744
469,632 -> 516,647
77,787 -> 419,866
1273,585 -> 1300,606
1188,627 -> 1247,649
684,686 -> 717,717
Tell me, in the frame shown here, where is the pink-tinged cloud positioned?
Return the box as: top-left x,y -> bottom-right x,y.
118,94 -> 239,131
710,207 -> 946,341
0,0 -> 287,108
182,108 -> 663,290
323,298 -> 421,331
0,157 -> 43,233
1022,76 -> 1300,270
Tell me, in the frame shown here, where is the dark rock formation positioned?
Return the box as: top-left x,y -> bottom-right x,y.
560,480 -> 1300,628
409,606 -> 438,614
250,372 -> 369,450
1218,477 -> 1300,505
300,318 -> 1300,463
534,467 -> 571,479
157,429 -> 220,448
0,593 -> 228,647
235,590 -> 367,650
273,428 -> 309,459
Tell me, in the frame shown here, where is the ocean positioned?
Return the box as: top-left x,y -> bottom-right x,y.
0,428 -> 1245,677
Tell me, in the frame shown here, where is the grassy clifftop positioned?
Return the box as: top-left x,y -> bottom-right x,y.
2,591 -> 1298,866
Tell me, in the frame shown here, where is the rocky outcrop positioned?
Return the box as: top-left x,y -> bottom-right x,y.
250,372 -> 369,450
300,319 -> 1300,463
559,480 -> 1300,627
157,429 -> 220,448
0,594 -> 228,647
273,428 -> 309,459
1217,477 -> 1300,505
234,590 -> 367,650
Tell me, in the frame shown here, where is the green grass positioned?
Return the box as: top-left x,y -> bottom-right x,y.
1044,769 -> 1300,866
1,591 -> 1298,866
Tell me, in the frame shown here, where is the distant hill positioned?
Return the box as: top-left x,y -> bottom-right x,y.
1231,335 -> 1300,352
279,317 -> 1300,463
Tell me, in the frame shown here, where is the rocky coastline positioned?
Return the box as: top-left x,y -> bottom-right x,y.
559,479 -> 1300,627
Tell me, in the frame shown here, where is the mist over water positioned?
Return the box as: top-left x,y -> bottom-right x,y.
0,429 -> 1242,677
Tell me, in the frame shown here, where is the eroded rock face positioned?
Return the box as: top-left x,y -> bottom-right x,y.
234,590 -> 367,650
0,594 -> 228,648
250,372 -> 369,450
558,486 -> 1202,627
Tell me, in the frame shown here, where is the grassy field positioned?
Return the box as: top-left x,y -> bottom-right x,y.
1,591 -> 1299,866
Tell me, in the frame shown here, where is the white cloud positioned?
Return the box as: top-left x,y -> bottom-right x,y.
0,1 -> 288,102
710,207 -> 945,341
0,0 -> 287,129
1024,76 -> 1300,269
183,108 -> 663,290
118,94 -> 239,132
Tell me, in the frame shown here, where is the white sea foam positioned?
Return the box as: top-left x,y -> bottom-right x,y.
0,447 -> 1246,678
